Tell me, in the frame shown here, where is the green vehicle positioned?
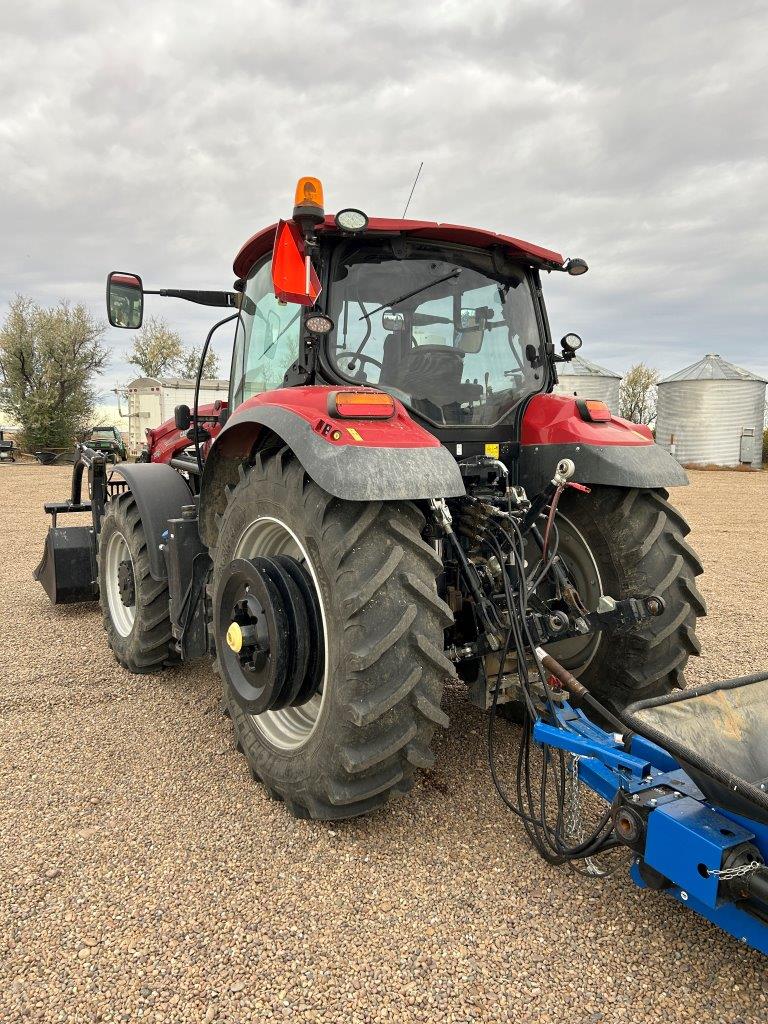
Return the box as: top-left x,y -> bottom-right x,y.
87,425 -> 127,463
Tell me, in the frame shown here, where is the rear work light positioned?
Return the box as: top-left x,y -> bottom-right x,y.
577,398 -> 611,422
330,391 -> 395,419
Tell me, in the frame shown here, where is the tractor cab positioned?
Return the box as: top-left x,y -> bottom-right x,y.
228,177 -> 586,446
236,233 -> 547,429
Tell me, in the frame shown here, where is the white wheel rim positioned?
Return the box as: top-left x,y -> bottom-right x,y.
233,516 -> 328,751
104,529 -> 136,637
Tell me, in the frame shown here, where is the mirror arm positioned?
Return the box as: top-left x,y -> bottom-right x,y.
144,289 -> 238,308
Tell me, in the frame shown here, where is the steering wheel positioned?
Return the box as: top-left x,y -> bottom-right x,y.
335,350 -> 383,372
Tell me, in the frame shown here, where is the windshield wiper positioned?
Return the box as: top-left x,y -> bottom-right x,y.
358,268 -> 462,320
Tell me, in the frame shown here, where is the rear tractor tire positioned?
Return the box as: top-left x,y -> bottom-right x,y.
98,493 -> 176,673
211,447 -> 455,820
553,485 -> 706,707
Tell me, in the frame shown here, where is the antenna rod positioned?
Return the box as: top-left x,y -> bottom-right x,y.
401,161 -> 424,218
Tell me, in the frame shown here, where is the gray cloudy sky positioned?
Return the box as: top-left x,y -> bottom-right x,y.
1,0 -> 767,402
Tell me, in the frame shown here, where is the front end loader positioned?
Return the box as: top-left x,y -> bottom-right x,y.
34,177 -> 768,955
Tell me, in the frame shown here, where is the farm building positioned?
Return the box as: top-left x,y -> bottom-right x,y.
553,355 -> 622,413
124,376 -> 229,456
655,354 -> 766,469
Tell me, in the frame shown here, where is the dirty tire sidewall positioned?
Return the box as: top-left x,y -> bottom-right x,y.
98,493 -> 175,674
211,447 -> 455,820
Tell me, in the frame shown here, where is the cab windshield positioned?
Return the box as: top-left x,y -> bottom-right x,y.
326,244 -> 544,426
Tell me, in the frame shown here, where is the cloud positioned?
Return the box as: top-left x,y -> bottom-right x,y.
1,0 -> 766,398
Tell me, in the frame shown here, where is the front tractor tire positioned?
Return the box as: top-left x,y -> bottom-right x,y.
98,493 -> 176,673
555,485 -> 706,706
211,447 -> 455,821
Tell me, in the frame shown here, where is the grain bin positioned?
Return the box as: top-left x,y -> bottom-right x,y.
553,355 -> 622,413
656,354 -> 766,469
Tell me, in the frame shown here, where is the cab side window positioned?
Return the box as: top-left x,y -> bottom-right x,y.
230,258 -> 302,408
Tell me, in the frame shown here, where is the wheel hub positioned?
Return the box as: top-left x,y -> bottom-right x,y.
216,556 -> 324,715
117,558 -> 136,607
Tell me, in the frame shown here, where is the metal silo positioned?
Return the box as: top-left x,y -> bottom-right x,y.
553,355 -> 622,413
656,354 -> 766,469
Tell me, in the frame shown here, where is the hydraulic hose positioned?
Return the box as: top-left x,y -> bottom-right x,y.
535,648 -> 628,736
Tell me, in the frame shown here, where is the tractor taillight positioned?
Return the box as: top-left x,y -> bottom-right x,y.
577,398 -> 611,423
330,391 -> 395,419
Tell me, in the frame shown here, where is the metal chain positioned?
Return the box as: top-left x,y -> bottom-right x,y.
707,860 -> 763,880
565,753 -> 581,841
564,754 -> 609,877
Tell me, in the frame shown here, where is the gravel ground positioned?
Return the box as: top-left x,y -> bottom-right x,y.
1,465 -> 766,1023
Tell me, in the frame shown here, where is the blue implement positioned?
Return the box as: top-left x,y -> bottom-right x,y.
530,675 -> 768,957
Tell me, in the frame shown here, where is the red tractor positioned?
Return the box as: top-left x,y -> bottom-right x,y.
36,177 -> 704,820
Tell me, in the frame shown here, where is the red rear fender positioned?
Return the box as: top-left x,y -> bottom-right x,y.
521,393 -> 653,447
220,387 -> 440,455
198,386 -> 465,546
518,394 -> 687,493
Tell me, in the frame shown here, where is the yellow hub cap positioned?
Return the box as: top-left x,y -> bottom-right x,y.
226,621 -> 243,653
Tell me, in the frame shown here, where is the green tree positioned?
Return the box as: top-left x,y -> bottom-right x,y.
125,316 -> 183,378
176,344 -> 222,380
619,363 -> 659,424
0,295 -> 107,450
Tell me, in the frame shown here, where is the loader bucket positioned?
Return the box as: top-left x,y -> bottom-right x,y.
623,672 -> 768,825
34,526 -> 98,604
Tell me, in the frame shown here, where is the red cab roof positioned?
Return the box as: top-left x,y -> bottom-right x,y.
233,215 -> 564,279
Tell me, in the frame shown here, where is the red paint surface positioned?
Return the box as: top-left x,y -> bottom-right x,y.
521,394 -> 654,447
234,216 -> 565,278
231,387 -> 439,449
148,402 -> 225,464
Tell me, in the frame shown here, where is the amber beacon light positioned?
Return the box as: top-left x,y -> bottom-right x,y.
293,176 -> 325,225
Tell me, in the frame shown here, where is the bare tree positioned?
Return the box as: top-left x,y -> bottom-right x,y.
619,363 -> 659,424
176,344 -> 221,380
125,316 -> 183,378
125,317 -> 223,381
0,295 -> 106,449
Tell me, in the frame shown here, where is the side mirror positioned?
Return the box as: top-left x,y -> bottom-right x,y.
174,404 -> 191,430
457,306 -> 492,354
382,311 -> 405,332
107,271 -> 144,329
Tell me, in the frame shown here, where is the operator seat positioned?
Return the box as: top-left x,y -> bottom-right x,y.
378,331 -> 409,387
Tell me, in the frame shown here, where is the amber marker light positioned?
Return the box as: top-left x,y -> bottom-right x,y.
577,398 -> 611,423
330,391 -> 395,419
